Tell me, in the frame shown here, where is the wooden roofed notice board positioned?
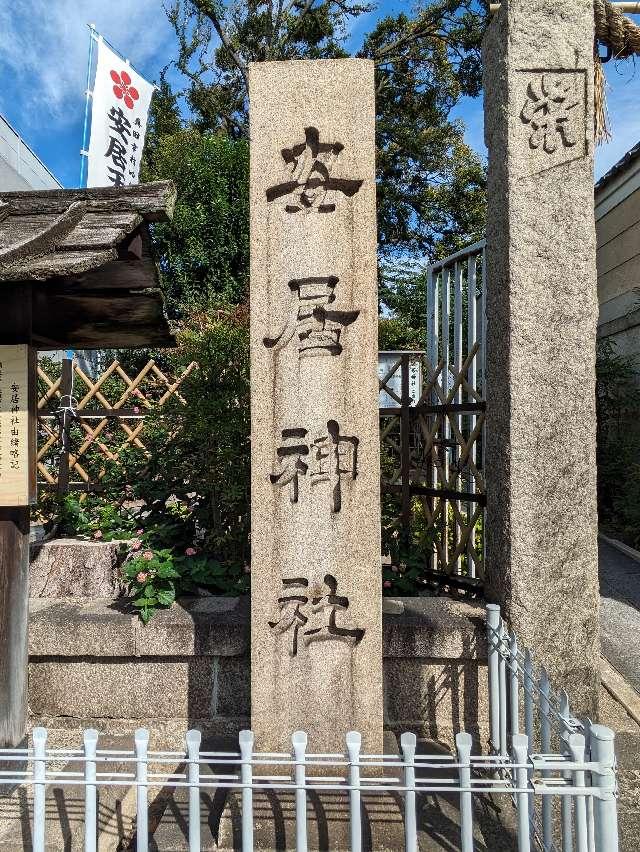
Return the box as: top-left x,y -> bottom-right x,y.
0,181 -> 176,748
0,345 -> 34,506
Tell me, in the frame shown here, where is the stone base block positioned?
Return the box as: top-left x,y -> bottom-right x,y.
29,539 -> 124,598
133,788 -> 518,851
28,597 -> 490,752
133,790 -> 406,851
220,791 -> 405,852
385,659 -> 489,748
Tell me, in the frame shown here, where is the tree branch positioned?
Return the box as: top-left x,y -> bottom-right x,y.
270,0 -> 286,56
191,0 -> 249,88
275,0 -> 317,53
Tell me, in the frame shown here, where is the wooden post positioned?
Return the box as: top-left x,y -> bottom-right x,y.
0,283 -> 34,747
56,356 -> 73,497
400,353 -> 412,550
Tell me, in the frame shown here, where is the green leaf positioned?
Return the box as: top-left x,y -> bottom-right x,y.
157,588 -> 175,607
156,564 -> 180,579
133,596 -> 158,607
202,560 -> 226,577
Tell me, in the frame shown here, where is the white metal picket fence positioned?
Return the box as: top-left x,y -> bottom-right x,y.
486,604 -> 619,852
0,605 -> 619,852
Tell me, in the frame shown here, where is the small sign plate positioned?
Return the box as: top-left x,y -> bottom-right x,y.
0,345 -> 35,506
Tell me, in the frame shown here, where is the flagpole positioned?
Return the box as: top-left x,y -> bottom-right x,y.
88,27 -> 158,88
79,23 -> 97,188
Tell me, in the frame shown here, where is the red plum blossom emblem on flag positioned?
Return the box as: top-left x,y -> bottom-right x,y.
110,69 -> 139,110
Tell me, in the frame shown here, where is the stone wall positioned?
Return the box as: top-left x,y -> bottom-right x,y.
28,595 -> 489,749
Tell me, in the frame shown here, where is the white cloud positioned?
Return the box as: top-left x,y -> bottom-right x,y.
595,61 -> 640,180
0,0 -> 175,126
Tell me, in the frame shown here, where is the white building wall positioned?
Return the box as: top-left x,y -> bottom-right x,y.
0,114 -> 61,191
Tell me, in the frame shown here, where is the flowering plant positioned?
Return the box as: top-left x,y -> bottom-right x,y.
120,547 -> 180,624
119,523 -> 250,623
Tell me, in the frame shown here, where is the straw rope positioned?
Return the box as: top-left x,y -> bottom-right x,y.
593,0 -> 640,143
595,0 -> 640,58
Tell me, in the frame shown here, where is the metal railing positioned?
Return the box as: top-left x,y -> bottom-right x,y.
0,604 -> 619,851
486,604 -> 619,852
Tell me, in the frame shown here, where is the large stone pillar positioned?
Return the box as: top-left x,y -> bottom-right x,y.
483,0 -> 600,716
249,60 -> 383,754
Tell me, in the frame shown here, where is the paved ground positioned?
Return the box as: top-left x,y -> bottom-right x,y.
600,539 -> 640,693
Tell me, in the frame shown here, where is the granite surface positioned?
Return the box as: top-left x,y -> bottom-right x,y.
27,596 -> 489,747
29,538 -> 124,598
483,0 -> 600,716
248,59 -> 383,754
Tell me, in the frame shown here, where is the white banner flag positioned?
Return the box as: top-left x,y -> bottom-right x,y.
86,37 -> 154,188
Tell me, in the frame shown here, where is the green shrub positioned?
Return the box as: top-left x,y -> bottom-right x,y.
596,338 -> 640,547
39,309 -> 459,617
142,130 -> 250,316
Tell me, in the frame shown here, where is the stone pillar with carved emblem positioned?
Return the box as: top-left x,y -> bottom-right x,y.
483,0 -> 600,716
249,59 -> 383,755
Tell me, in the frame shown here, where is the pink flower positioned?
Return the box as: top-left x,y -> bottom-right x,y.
93,530 -> 103,540
131,539 -> 142,551
136,572 -> 148,584
185,547 -> 197,556
383,580 -> 392,589
243,565 -> 251,574
136,529 -> 144,536
133,406 -> 140,414
142,550 -> 154,561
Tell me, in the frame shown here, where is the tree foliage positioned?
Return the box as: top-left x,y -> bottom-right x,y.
56,2 -> 493,619
161,0 -> 487,271
165,0 -> 369,135
596,339 -> 640,547
131,307 -> 252,564
142,127 -> 249,316
361,2 -> 486,259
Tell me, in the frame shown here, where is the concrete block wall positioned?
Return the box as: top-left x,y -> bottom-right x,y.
28,596 -> 489,749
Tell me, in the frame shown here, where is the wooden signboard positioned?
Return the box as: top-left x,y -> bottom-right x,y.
0,345 -> 35,506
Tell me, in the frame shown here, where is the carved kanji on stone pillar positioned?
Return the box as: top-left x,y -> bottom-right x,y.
249,60 -> 382,755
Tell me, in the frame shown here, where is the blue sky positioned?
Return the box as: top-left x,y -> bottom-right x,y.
0,0 -> 638,189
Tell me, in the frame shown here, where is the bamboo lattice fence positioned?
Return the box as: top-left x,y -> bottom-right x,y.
37,358 -> 196,492
379,352 -> 485,586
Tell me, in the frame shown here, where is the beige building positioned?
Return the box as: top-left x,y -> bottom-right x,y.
595,143 -> 640,371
